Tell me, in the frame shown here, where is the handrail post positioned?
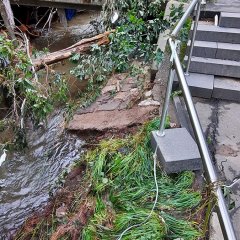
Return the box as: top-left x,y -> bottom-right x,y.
158,60 -> 175,137
185,0 -> 201,75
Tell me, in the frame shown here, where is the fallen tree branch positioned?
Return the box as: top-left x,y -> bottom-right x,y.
33,30 -> 115,70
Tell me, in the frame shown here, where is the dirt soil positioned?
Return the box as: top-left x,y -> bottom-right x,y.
15,163 -> 94,240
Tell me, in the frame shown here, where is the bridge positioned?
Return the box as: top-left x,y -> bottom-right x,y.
10,0 -> 103,10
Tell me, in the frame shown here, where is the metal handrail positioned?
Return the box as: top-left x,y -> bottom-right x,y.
158,0 -> 237,239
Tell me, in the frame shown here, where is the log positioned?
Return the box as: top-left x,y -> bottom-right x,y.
33,31 -> 114,70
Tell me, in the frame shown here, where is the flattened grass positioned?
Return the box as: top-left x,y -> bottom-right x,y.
83,119 -> 203,239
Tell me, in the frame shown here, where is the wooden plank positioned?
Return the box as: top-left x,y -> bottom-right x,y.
10,0 -> 103,10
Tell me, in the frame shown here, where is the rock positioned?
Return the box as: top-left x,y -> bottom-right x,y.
56,205 -> 67,218
144,90 -> 152,98
97,99 -> 121,111
101,85 -> 116,94
76,102 -> 98,114
67,106 -> 157,131
114,91 -> 130,101
170,122 -> 177,128
121,84 -> 134,92
130,88 -> 140,97
138,99 -> 160,107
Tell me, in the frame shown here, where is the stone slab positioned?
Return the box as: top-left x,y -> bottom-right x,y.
67,106 -> 157,131
174,72 -> 214,99
213,77 -> 240,102
151,128 -> 202,173
216,42 -> 240,61
97,99 -> 121,111
189,40 -> 217,59
186,73 -> 214,99
204,0 -> 240,14
188,56 -> 240,79
220,12 -> 240,29
194,24 -> 240,44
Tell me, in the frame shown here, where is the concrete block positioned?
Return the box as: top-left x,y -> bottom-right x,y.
188,56 -> 240,79
174,72 -> 214,98
220,12 -> 240,29
213,76 -> 240,102
193,24 -> 240,44
216,42 -> 240,61
188,40 -> 217,59
151,128 -> 202,173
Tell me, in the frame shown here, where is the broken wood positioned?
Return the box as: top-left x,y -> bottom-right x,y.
33,31 -> 115,70
0,0 -> 16,40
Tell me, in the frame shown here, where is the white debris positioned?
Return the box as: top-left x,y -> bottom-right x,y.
144,90 -> 152,98
138,99 -> 160,106
0,149 -> 7,167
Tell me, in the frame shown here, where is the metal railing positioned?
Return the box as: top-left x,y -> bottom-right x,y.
158,0 -> 237,239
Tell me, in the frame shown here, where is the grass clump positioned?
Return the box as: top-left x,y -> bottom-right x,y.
83,118 -> 203,239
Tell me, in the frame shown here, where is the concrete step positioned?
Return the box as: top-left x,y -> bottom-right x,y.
186,56 -> 240,79
174,73 -> 214,99
213,77 -> 240,102
189,41 -> 240,61
219,12 -> 240,29
194,24 -> 240,43
174,73 -> 240,102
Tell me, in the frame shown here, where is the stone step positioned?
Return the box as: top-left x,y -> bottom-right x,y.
175,73 -> 240,102
203,2 -> 240,15
219,12 -> 240,29
193,24 -> 240,43
174,73 -> 214,99
186,56 -> 240,79
188,41 -> 240,61
213,77 -> 240,102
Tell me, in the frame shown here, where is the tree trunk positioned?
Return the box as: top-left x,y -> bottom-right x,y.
0,0 -> 15,40
33,31 -> 114,70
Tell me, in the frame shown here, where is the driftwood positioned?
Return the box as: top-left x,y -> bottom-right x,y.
33,31 -> 114,70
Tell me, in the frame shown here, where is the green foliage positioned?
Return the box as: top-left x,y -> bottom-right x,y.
0,36 -> 68,127
70,1 -> 183,89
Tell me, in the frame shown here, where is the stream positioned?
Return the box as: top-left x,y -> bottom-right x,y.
0,10 -> 101,238
0,110 -> 84,238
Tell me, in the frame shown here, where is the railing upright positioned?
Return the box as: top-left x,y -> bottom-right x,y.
185,1 -> 201,75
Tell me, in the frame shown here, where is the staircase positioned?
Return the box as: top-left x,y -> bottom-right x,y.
178,12 -> 240,102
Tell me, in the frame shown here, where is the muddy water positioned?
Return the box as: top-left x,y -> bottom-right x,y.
33,11 -> 101,52
0,110 -> 84,238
